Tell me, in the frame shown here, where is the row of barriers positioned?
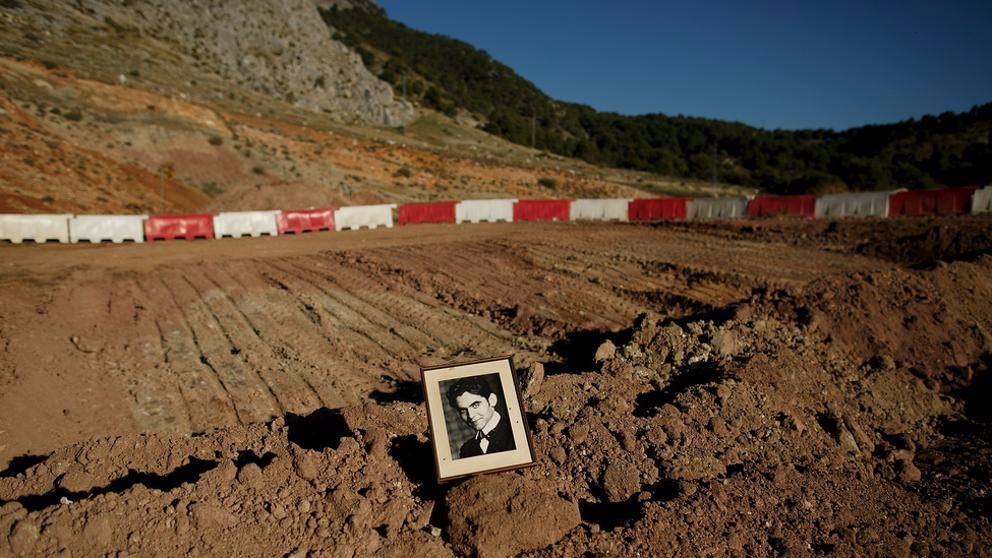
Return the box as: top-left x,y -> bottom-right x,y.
144,205 -> 403,241
1,186 -> 989,244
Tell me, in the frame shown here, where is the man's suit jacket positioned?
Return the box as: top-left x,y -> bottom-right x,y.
459,413 -> 515,458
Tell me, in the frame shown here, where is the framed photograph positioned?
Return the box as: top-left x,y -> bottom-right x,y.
421,356 -> 536,482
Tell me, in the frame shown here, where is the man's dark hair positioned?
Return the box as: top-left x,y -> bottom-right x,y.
445,375 -> 495,408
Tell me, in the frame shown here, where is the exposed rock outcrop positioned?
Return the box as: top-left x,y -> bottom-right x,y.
1,0 -> 414,126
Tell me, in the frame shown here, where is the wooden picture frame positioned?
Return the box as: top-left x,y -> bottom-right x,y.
421,356 -> 537,482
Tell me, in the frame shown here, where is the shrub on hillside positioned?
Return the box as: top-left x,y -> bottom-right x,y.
537,176 -> 557,189
200,182 -> 224,197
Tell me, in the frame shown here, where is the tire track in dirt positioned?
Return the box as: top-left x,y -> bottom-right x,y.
306,254 -> 546,371
105,278 -> 192,433
334,248 -> 547,337
259,261 -> 401,362
281,259 -> 439,379
222,260 -> 369,406
160,268 -> 281,425
183,267 -> 323,416
507,242 -> 665,324
213,263 -> 340,405
133,276 -> 238,431
264,257 -> 453,394
201,263 -> 339,410
255,261 -> 400,402
267,259 -> 421,360
365,241 -> 639,331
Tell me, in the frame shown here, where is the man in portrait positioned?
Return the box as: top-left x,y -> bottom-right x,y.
445,375 -> 516,458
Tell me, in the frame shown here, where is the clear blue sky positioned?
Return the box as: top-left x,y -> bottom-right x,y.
377,0 -> 992,131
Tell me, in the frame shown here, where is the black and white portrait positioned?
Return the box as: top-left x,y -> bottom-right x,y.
440,373 -> 517,459
421,357 -> 535,481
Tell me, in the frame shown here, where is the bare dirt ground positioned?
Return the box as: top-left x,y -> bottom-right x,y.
1,216 -> 991,556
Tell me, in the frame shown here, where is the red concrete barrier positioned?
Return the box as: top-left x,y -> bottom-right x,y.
889,187 -> 978,217
513,199 -> 570,222
397,201 -> 456,225
746,195 -> 815,218
277,208 -> 336,234
628,198 -> 691,221
144,214 -> 215,241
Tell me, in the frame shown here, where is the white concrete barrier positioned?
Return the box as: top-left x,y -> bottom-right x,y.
455,199 -> 516,224
815,191 -> 892,218
569,198 -> 630,221
0,214 -> 71,244
686,197 -> 748,220
213,210 -> 280,238
69,214 -> 146,243
334,204 -> 396,231
972,186 -> 992,214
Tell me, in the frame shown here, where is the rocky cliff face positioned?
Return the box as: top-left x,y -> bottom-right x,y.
1,0 -> 414,126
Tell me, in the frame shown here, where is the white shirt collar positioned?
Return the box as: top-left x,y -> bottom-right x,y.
480,410 -> 501,437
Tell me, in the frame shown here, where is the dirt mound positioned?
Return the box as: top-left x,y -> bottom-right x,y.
852,217 -> 992,266
663,215 -> 992,266
0,405 -> 446,557
750,254 -> 992,378
2,254 -> 989,556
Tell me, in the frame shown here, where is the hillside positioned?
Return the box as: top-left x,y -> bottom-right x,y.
2,0 -> 414,126
322,2 -> 992,194
0,1 -> 746,214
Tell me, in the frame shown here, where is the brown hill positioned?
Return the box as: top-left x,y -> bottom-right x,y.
0,1 -> 746,215
0,55 -> 744,214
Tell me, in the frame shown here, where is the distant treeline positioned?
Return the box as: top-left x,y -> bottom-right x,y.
321,5 -> 992,194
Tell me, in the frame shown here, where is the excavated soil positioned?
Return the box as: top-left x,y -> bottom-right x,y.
1,217 -> 991,557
